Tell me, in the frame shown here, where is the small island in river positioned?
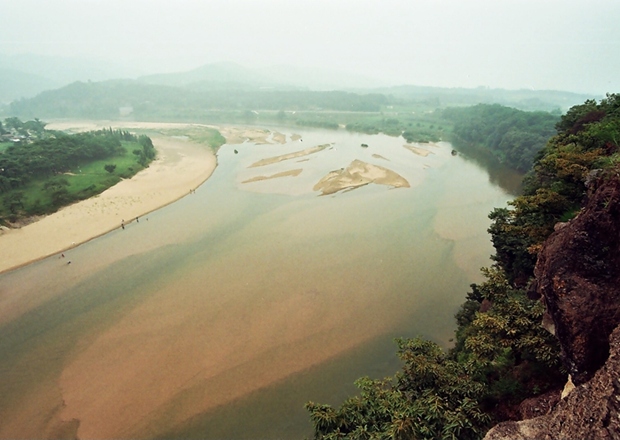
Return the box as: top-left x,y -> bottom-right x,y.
313,159 -> 410,195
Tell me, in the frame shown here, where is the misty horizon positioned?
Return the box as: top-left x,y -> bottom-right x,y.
1,0 -> 619,96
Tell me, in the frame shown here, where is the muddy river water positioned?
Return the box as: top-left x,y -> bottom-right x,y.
0,127 -> 520,439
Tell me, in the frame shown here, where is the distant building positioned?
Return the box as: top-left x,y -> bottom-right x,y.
119,106 -> 134,117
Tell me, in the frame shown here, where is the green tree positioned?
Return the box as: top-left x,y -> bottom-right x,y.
4,117 -> 24,132
4,191 -> 25,214
104,164 -> 117,174
43,177 -> 71,207
306,338 -> 491,440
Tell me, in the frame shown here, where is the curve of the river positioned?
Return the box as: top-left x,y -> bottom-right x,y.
0,126 -> 517,439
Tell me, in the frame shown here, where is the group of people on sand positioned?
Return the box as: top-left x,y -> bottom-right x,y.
60,216 -> 147,266
121,217 -> 145,230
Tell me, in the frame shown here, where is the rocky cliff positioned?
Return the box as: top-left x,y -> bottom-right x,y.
534,172 -> 620,385
486,172 -> 620,439
485,325 -> 620,439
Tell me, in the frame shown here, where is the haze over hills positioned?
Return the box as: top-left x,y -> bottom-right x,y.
138,62 -> 389,91
0,53 -> 140,103
0,54 -> 391,102
0,53 -> 601,119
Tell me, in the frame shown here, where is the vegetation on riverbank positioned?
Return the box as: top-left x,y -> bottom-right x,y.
0,119 -> 156,224
442,104 -> 559,173
306,95 -> 620,439
6,77 -> 587,175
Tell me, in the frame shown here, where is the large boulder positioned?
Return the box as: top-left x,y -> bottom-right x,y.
533,174 -> 620,385
485,324 -> 620,439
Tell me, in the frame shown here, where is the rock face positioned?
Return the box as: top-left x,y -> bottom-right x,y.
534,174 -> 620,385
485,325 -> 620,440
485,174 -> 620,439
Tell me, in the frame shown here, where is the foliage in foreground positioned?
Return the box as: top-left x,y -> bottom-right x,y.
307,338 -> 490,440
307,94 -> 620,439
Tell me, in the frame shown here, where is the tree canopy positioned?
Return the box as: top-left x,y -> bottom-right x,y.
443,104 -> 559,172
0,120 -> 156,222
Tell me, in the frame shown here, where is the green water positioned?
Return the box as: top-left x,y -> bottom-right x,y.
0,127 -> 517,439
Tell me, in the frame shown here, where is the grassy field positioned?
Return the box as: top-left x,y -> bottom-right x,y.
156,126 -> 226,152
1,141 -> 149,222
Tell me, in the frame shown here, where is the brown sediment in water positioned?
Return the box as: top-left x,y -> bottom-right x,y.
242,168 -> 303,183
313,159 -> 410,195
248,144 -> 330,168
0,129 -> 506,440
52,242 -> 400,439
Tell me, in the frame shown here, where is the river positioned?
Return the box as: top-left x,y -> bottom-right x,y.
0,126 -> 519,439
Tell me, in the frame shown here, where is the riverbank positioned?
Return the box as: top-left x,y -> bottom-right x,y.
0,129 -> 218,273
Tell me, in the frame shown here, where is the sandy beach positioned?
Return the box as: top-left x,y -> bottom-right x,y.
0,123 -> 218,273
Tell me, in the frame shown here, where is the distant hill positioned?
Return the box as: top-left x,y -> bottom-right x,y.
8,80 -> 389,120
0,53 -> 138,103
362,84 -> 597,112
0,68 -> 60,104
138,62 -> 273,89
3,59 -> 603,121
138,62 -> 389,91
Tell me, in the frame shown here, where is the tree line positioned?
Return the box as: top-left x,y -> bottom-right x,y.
0,126 -> 153,194
443,104 -> 559,172
306,94 -> 620,439
0,120 -> 156,223
9,80 -> 389,121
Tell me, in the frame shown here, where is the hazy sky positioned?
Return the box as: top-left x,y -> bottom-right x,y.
1,0 -> 619,94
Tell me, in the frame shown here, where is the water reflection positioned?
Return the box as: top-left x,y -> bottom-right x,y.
452,142 -> 524,195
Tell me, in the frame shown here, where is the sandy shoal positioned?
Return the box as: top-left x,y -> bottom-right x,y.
248,144 -> 330,168
403,144 -> 434,157
241,168 -> 303,183
0,135 -> 217,274
314,159 -> 410,195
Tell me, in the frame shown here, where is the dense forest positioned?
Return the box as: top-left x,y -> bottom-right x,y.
443,104 -> 559,172
6,76 -> 590,126
8,80 -> 389,120
0,119 -> 155,223
305,95 -> 620,440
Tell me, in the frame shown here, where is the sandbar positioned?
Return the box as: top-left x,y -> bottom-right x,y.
372,154 -> 389,161
313,159 -> 410,195
0,129 -> 217,274
248,144 -> 330,168
217,126 -> 271,144
403,144 -> 433,157
271,131 -> 287,144
242,169 -> 303,183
